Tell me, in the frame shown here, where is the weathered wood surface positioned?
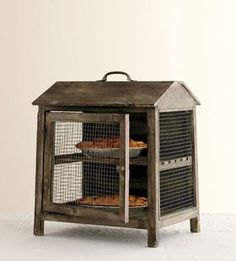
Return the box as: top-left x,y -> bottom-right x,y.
54,154 -> 192,170
160,207 -> 198,228
33,93 -> 201,246
156,82 -> 197,110
147,108 -> 160,247
192,108 -> 200,211
43,203 -> 147,220
54,153 -> 147,166
42,112 -> 133,224
159,157 -> 192,171
44,203 -> 122,220
34,106 -> 45,236
191,107 -> 201,232
190,216 -> 200,232
32,81 -> 174,107
47,112 -> 123,123
42,212 -> 147,229
119,114 -> 130,223
42,115 -> 55,209
44,106 -> 148,113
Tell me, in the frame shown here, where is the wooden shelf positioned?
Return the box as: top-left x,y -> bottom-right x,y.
54,153 -> 147,166
54,153 -> 192,170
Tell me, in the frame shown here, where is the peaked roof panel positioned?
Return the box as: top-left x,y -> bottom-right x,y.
32,81 -> 200,107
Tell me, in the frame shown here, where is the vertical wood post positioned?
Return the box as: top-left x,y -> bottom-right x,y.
147,108 -> 160,247
190,107 -> 200,232
43,117 -> 55,208
190,217 -> 200,232
119,114 -> 130,223
34,106 -> 46,236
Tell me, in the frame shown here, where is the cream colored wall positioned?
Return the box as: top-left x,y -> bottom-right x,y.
0,0 -> 235,213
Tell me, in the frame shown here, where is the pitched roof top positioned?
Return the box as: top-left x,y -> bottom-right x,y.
32,81 -> 200,107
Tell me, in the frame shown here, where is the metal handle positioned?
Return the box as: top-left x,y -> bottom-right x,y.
100,71 -> 133,82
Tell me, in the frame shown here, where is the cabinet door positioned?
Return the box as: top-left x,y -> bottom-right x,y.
43,112 -> 130,223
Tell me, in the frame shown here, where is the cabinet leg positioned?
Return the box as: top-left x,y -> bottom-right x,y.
34,107 -> 45,237
190,216 -> 200,233
34,215 -> 44,236
148,228 -> 159,247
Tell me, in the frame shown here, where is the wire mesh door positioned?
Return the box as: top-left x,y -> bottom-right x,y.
43,112 -> 130,223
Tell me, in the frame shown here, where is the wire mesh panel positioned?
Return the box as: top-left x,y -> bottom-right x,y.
159,110 -> 194,215
53,122 -> 83,203
160,111 -> 192,161
160,166 -> 194,215
52,120 -> 121,209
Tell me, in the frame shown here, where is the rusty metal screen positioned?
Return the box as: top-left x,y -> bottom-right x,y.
159,111 -> 195,215
52,121 -> 120,209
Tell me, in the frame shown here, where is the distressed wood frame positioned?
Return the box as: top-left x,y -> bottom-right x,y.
147,108 -> 160,247
33,103 -> 200,247
190,106 -> 200,232
42,112 -> 130,224
34,106 -> 46,236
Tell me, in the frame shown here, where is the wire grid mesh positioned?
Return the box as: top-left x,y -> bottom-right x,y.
159,110 -> 194,215
160,110 -> 192,161
160,166 -> 195,215
52,121 -> 120,208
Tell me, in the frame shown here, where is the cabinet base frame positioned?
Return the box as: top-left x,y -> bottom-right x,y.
39,207 -> 200,248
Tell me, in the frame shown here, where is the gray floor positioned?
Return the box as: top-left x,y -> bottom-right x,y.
0,213 -> 235,261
